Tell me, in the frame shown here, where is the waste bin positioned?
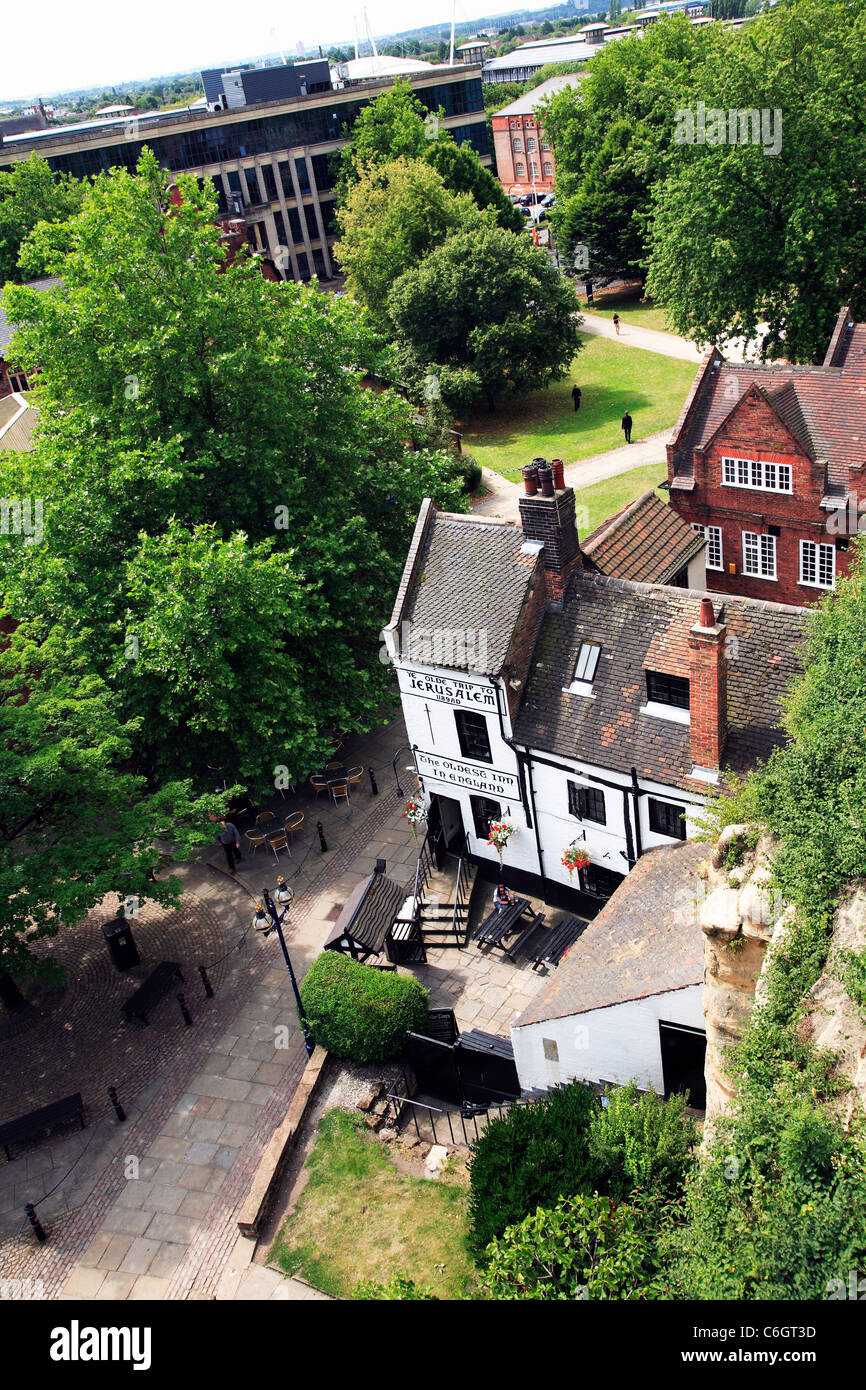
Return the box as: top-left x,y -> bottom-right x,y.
102,909 -> 140,972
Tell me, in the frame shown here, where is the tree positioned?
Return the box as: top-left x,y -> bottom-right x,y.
556,118 -> 655,282
646,0 -> 866,362
0,151 -> 468,788
388,224 -> 583,410
588,1081 -> 698,1202
0,619 -> 220,984
0,153 -> 85,287
482,1193 -> 668,1300
334,158 -> 494,331
337,80 -> 523,234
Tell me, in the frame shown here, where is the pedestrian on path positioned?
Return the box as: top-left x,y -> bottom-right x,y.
218,819 -> 241,873
571,384 -> 582,413
612,312 -> 621,335
621,411 -> 633,444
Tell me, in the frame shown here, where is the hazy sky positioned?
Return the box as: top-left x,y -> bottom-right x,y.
1,0 -> 554,102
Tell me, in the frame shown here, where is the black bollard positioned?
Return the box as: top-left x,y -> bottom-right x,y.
25,1203 -> 46,1243
316,821 -> 328,853
107,1086 -> 126,1123
177,992 -> 193,1026
368,767 -> 378,796
198,964 -> 214,998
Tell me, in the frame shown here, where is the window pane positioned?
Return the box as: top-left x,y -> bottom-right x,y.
737,459 -> 749,485
819,544 -> 835,587
723,458 -> 735,484
800,540 -> 816,584
760,534 -> 776,578
778,465 -> 792,492
764,462 -> 776,490
574,641 -> 601,682
708,526 -> 722,569
743,532 -> 758,574
646,670 -> 690,710
750,460 -> 762,488
455,710 -> 492,763
648,798 -> 687,840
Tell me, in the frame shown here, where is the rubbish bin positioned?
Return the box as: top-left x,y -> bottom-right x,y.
102,909 -> 140,972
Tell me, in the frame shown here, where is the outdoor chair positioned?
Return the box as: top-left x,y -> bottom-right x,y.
284,811 -> 304,843
256,811 -> 276,830
244,830 -> 267,856
310,776 -> 328,799
267,832 -> 291,862
325,761 -> 342,771
346,766 -> 364,793
330,781 -> 350,809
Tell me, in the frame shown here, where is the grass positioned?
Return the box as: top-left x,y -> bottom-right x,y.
575,462 -> 669,538
269,1109 -> 477,1300
578,288 -> 675,335
460,333 -> 696,481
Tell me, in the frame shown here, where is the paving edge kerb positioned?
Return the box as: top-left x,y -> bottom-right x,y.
236,1046 -> 330,1238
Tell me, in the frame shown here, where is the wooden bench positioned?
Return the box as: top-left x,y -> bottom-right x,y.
122,961 -> 184,1025
502,910 -> 546,962
0,1092 -> 85,1161
473,897 -> 531,949
530,916 -> 586,972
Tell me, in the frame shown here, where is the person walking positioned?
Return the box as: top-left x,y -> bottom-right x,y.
571,384 -> 582,413
612,312 -> 621,335
218,818 -> 242,874
621,411 -> 633,444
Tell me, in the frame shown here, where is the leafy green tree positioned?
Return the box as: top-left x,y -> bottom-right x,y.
0,151 -> 467,787
388,224 -> 582,410
482,1193 -> 668,1300
334,158 -> 494,331
0,619 -> 220,985
588,1081 -> 698,1202
646,0 -> 866,361
0,153 -> 85,287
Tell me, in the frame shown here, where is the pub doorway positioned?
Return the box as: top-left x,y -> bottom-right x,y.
427,793 -> 465,869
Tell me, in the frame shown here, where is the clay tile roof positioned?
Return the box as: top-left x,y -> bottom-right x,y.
582,489 -> 705,585
514,841 -> 707,1026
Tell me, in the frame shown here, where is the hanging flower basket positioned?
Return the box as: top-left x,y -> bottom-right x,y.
561,845 -> 591,880
402,796 -> 427,841
487,820 -> 516,865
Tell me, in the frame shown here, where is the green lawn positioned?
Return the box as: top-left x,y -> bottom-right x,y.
575,462 -> 669,538
269,1109 -> 477,1300
460,334 -> 696,482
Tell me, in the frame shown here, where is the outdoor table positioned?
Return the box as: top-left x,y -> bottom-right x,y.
473,896 -> 531,949
324,764 -> 347,785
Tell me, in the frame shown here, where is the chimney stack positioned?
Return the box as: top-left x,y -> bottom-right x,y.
518,456 -> 581,604
688,599 -> 727,776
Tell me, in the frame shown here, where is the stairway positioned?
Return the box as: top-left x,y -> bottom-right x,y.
417,852 -> 477,949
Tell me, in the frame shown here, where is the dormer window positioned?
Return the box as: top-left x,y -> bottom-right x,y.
568,642 -> 601,697
641,670 -> 691,725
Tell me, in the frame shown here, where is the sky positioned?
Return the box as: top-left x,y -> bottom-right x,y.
0,0 -> 557,102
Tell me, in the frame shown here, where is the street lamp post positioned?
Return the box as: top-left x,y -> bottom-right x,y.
392,743 -> 420,797
252,882 -> 315,1057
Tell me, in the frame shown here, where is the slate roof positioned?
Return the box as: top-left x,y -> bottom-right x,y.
512,570 -> 804,789
669,309 -> 866,489
582,490 -> 705,585
514,842 -> 706,1027
400,512 -> 537,676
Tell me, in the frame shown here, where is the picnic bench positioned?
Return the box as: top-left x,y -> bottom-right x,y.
502,910 -> 547,962
0,1092 -> 85,1162
473,896 -> 532,950
529,916 -> 586,971
122,961 -> 184,1025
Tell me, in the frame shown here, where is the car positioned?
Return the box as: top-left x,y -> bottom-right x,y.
518,191 -> 545,207
540,193 -> 556,209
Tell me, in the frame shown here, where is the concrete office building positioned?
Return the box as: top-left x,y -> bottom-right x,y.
0,61 -> 488,285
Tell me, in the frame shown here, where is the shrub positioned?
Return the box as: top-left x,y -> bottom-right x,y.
354,1275 -> 438,1300
299,952 -> 428,1064
467,1081 -> 599,1257
462,456 -> 483,495
588,1081 -> 698,1203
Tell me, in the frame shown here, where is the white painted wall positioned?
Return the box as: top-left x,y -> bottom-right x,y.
511,984 -> 705,1094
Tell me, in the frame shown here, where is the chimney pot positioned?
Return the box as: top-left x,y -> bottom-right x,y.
537,463 -> 555,497
522,464 -> 539,496
699,597 -> 715,628
551,458 -> 565,490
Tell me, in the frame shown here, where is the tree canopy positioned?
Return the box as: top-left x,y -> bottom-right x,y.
0,153 -> 85,287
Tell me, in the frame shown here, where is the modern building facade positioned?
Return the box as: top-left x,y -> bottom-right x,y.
667,305 -> 865,606
491,74 -> 583,197
0,63 -> 488,285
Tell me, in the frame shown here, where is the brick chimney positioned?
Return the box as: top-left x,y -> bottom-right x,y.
518,457 -> 581,603
688,597 -> 727,776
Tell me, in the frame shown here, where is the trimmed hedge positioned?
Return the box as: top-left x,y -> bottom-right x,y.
300,952 -> 429,1064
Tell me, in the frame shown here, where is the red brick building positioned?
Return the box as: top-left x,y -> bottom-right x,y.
491,74 -> 584,198
667,306 -> 865,606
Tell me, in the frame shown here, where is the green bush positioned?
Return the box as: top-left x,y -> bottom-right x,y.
588,1081 -> 698,1203
299,952 -> 428,1064
462,456 -> 483,495
467,1082 -> 599,1257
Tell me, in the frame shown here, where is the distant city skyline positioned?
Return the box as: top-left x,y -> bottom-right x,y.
0,0 -> 560,103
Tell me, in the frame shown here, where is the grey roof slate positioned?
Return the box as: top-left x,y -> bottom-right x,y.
514,841 -> 706,1026
512,570 -> 804,789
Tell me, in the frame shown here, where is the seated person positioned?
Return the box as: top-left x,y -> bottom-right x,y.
493,882 -> 515,912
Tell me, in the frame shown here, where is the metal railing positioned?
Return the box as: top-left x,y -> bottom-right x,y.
386,1075 -> 519,1149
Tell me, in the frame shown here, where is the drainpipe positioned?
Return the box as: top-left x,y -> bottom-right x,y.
630,767 -> 643,860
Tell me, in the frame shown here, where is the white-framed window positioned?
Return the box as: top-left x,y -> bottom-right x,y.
799,539 -> 836,589
541,139 -> 550,151
543,162 -> 553,176
515,162 -> 525,176
527,137 -> 537,152
574,641 -> 601,683
691,522 -> 723,570
722,456 -> 792,493
742,531 -> 777,579
512,137 -> 523,152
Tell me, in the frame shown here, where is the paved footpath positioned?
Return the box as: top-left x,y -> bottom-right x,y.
578,309 -> 766,366
0,717 -> 418,1300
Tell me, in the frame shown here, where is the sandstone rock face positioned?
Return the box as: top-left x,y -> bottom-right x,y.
798,888 -> 866,1127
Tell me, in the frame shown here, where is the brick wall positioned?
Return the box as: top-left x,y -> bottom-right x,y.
491,112 -> 556,195
503,563 -> 548,722
688,616 -> 727,771
671,387 -> 850,606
